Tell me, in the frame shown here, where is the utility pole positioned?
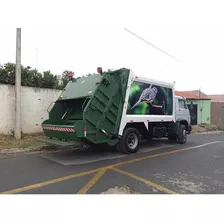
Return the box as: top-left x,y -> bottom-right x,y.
36,48 -> 38,70
199,87 -> 202,124
15,28 -> 21,139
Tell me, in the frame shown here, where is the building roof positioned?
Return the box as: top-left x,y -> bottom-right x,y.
189,90 -> 208,98
175,90 -> 211,100
207,94 -> 224,102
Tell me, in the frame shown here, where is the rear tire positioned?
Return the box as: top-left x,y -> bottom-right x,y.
177,124 -> 187,144
117,128 -> 141,154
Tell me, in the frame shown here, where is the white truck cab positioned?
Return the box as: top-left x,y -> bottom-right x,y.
175,95 -> 191,125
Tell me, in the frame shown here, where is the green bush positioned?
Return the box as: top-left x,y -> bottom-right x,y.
0,62 -> 70,90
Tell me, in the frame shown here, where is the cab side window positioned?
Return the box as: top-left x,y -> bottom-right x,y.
178,99 -> 187,109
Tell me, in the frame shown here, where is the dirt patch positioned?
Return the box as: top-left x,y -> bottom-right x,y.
0,133 -> 86,156
0,133 -> 49,156
192,124 -> 224,133
101,186 -> 138,194
168,178 -> 207,194
192,125 -> 208,133
0,133 -> 45,150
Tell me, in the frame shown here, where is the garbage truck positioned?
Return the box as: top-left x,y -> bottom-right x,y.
39,67 -> 192,154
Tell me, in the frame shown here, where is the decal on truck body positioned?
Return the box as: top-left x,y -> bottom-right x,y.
126,81 -> 173,116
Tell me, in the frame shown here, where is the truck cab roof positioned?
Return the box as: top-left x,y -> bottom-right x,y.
175,95 -> 186,100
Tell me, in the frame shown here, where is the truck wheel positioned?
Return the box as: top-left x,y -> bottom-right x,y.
177,124 -> 187,144
117,128 -> 141,154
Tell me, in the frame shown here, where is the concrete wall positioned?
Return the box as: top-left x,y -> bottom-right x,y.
186,99 -> 211,124
0,84 -> 62,134
211,102 -> 224,125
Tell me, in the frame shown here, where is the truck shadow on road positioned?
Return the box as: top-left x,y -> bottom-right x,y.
40,139 -> 177,166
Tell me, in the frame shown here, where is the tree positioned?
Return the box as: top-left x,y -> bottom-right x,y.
41,70 -> 58,89
0,63 -> 16,85
61,70 -> 71,88
0,62 -> 67,89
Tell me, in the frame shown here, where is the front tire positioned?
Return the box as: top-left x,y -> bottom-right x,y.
117,128 -> 141,154
177,124 -> 187,144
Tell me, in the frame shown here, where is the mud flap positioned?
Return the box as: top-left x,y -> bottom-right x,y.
107,138 -> 119,147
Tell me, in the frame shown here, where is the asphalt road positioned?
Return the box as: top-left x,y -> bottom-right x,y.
0,132 -> 224,194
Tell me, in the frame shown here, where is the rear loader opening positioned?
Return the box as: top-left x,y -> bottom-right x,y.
46,98 -> 90,126
41,68 -> 131,147
41,97 -> 91,142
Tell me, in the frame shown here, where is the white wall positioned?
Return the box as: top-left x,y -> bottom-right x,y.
0,84 -> 62,134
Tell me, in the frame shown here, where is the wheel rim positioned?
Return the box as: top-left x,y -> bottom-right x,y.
127,133 -> 138,150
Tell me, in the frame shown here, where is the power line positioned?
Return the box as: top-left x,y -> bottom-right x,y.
124,28 -> 184,64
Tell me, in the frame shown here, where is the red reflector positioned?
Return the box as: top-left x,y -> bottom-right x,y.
68,72 -> 74,80
130,120 -> 134,123
147,120 -> 150,122
84,126 -> 87,131
102,129 -> 108,136
97,67 -> 103,74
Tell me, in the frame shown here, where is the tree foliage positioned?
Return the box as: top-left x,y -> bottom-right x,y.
0,62 -> 70,90
61,70 -> 73,88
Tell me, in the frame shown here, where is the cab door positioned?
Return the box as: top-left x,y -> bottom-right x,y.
176,98 -> 190,122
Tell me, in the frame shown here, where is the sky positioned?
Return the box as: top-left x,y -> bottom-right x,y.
0,0 -> 224,94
